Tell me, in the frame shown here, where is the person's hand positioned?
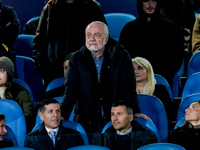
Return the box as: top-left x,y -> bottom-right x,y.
134,113 -> 152,122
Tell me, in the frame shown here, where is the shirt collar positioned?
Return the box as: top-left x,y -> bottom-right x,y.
45,127 -> 59,136
116,126 -> 132,135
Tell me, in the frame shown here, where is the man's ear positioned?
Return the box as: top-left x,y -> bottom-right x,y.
129,114 -> 134,121
39,111 -> 44,121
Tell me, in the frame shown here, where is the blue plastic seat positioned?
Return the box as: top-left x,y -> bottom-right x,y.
14,34 -> 35,58
181,72 -> 200,101
154,74 -> 173,101
101,118 -> 161,142
137,94 -> 168,142
187,50 -> 200,78
0,148 -> 35,150
174,117 -> 185,130
25,16 -> 40,25
137,143 -> 185,150
13,78 -> 35,107
46,77 -> 65,92
104,12 -> 136,41
68,145 -> 110,150
35,96 -> 74,125
15,55 -> 44,103
4,125 -> 19,147
172,59 -> 185,98
0,99 -> 27,147
176,93 -> 200,122
32,120 -> 89,145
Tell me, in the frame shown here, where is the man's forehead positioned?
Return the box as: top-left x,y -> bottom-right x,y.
44,103 -> 60,109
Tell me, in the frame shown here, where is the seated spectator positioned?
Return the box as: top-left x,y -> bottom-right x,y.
0,1 -> 20,62
192,14 -> 200,54
119,0 -> 184,88
102,100 -> 157,150
0,113 -> 13,148
169,100 -> 200,150
0,56 -> 34,132
132,57 -> 173,121
24,98 -> 84,150
43,55 -> 70,99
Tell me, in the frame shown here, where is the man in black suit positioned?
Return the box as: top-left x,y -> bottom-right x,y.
24,99 -> 84,150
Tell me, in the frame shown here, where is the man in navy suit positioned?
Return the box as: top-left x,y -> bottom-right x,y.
24,99 -> 84,150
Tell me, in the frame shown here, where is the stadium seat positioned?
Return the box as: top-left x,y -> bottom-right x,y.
154,74 -> 173,101
101,118 -> 161,142
68,145 -> 110,150
0,99 -> 27,147
32,120 -> 89,145
14,34 -> 35,58
13,78 -> 35,107
137,94 -> 168,142
181,72 -> 200,101
176,93 -> 200,122
15,55 -> 44,103
137,143 -> 185,150
186,50 -> 200,78
46,77 -> 65,92
25,16 -> 40,25
104,12 -> 136,41
0,148 -> 35,150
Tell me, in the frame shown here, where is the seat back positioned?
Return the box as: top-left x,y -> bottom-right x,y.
154,74 -> 173,101
25,16 -> 40,25
137,94 -> 168,142
181,72 -> 200,101
101,118 -> 161,142
104,12 -> 136,41
4,125 -> 19,147
32,120 -> 89,145
46,77 -> 65,92
174,117 -> 185,130
1,148 -> 35,150
187,50 -> 200,78
137,143 -> 185,150
67,145 -> 110,150
177,93 -> 200,122
0,99 -> 27,147
15,55 -> 44,103
14,34 -> 35,58
172,59 -> 185,98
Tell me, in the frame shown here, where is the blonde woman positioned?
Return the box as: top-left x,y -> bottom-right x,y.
132,57 -> 173,121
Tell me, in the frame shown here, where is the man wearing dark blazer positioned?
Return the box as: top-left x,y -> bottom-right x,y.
24,99 -> 84,150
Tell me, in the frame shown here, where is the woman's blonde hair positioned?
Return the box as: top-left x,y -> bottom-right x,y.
132,57 -> 156,95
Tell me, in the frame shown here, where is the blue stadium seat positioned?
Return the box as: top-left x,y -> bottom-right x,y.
4,125 -> 18,147
181,72 -> 200,101
172,59 -> 185,98
176,93 -> 200,122
154,74 -> 173,101
104,12 -> 136,41
0,99 -> 27,147
15,55 -> 44,103
137,143 -> 185,150
14,34 -> 35,58
101,118 -> 161,142
46,77 -> 64,92
137,94 -> 168,142
0,148 -> 35,150
32,120 -> 89,145
174,117 -> 185,130
68,145 -> 110,150
25,16 -> 40,25
186,50 -> 200,78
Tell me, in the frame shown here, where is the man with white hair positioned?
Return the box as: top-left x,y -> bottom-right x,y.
61,21 -> 148,134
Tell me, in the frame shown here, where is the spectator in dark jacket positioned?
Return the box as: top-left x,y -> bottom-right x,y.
33,0 -> 107,89
61,21 -> 149,134
103,100 -> 157,150
0,0 -> 20,63
119,0 -> 184,88
169,100 -> 200,150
